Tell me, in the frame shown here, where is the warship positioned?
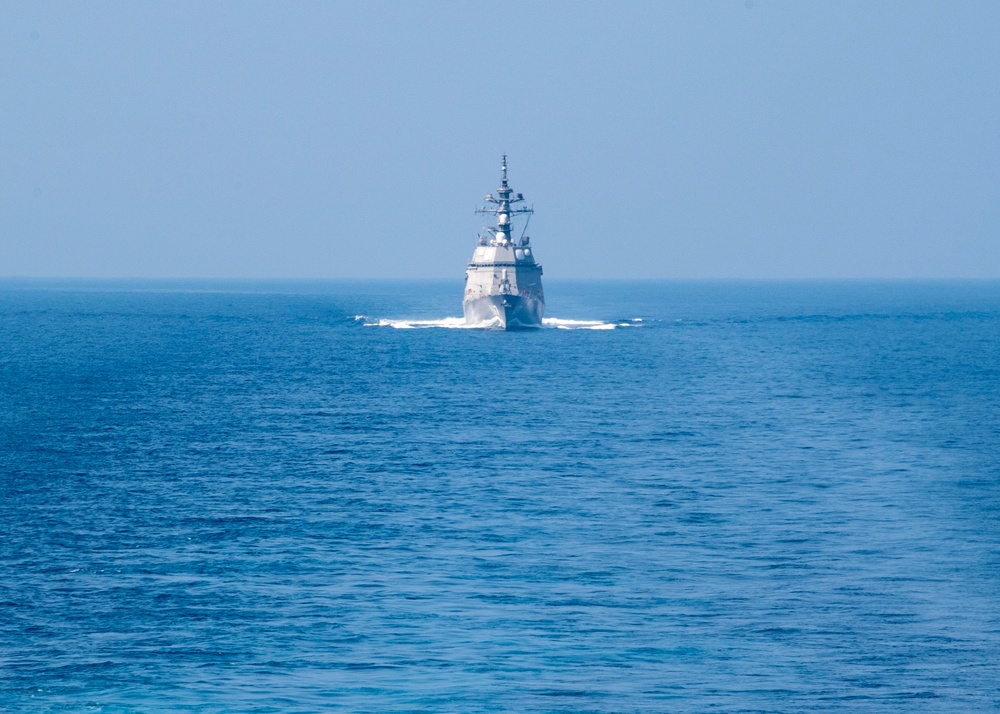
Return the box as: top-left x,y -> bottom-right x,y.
463,156 -> 544,329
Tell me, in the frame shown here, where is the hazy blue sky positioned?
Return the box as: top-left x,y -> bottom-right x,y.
2,1 -> 998,279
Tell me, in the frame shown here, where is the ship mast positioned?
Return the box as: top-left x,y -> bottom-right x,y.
477,154 -> 532,247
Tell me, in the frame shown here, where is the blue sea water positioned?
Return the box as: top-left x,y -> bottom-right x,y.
1,279 -> 999,712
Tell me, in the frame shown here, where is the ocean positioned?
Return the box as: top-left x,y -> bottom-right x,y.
1,279 -> 998,712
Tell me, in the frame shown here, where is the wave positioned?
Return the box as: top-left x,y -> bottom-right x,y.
355,316 -> 644,330
543,317 -> 642,330
355,316 -> 477,329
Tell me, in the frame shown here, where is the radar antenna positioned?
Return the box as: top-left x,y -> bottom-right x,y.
475,155 -> 533,247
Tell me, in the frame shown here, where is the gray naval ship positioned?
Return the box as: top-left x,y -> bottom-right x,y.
463,156 -> 544,329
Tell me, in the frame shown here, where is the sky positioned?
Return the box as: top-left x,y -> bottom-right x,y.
1,0 -> 998,279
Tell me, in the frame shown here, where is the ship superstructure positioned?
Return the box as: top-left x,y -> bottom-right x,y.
463,156 -> 544,329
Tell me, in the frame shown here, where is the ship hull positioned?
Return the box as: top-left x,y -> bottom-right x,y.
463,294 -> 544,330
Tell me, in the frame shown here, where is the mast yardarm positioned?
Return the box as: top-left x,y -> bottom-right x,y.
476,154 -> 532,247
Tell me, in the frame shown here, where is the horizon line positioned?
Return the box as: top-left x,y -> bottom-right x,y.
3,276 -> 999,284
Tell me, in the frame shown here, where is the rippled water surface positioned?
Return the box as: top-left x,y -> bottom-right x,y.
2,279 -> 999,712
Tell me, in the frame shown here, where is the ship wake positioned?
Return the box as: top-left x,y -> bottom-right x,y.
356,316 -> 643,330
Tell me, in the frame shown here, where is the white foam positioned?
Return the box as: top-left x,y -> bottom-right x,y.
359,315 -> 643,330
359,315 -> 484,329
543,317 -> 619,330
